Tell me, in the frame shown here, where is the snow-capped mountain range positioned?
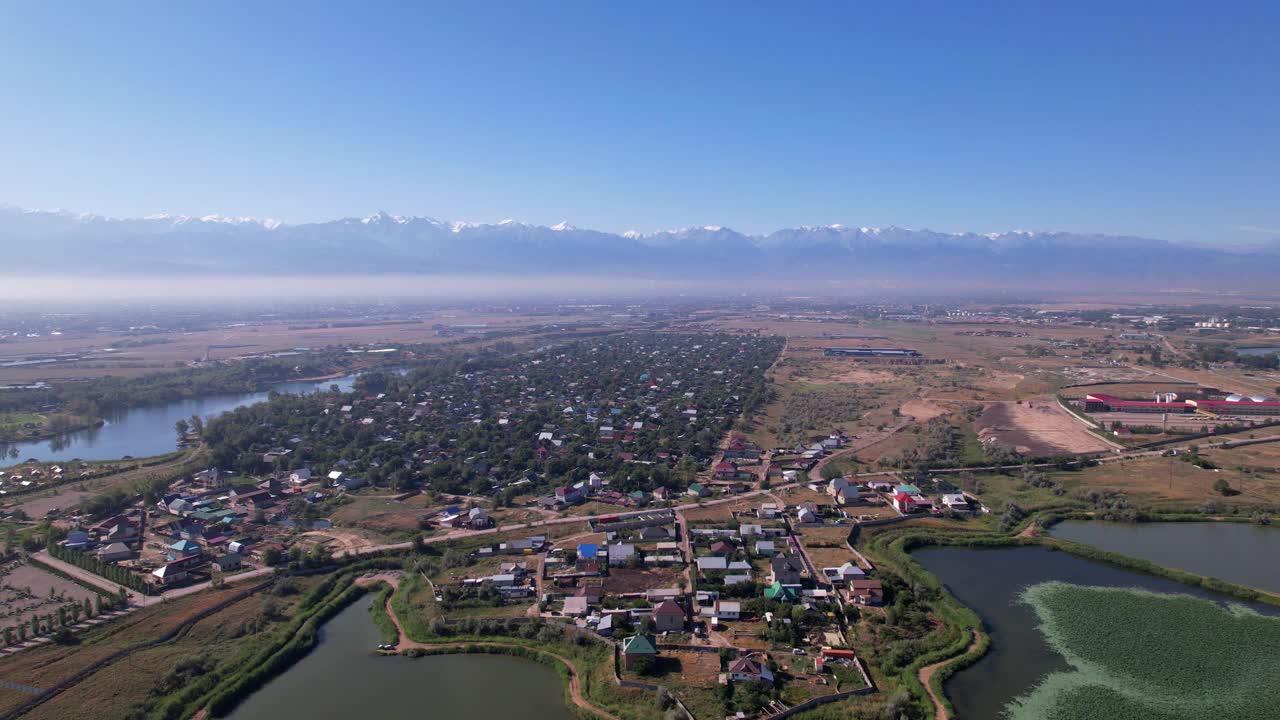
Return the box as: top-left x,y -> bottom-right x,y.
2,205 -> 1276,290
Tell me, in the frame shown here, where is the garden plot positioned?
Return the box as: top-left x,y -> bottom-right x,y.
0,560 -> 102,638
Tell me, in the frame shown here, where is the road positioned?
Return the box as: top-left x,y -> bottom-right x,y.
919,629 -> 978,720
33,549 -> 275,607
807,417 -> 914,484
42,432 -> 1280,609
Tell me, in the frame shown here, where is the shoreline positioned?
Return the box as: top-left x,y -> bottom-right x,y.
864,516 -> 1280,719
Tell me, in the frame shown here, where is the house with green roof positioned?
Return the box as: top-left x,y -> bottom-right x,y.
621,633 -> 657,669
764,581 -> 798,602
167,539 -> 202,561
895,483 -> 921,495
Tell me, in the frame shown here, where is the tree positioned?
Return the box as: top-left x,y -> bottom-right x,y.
174,419 -> 190,439
1213,478 -> 1232,496
628,653 -> 657,675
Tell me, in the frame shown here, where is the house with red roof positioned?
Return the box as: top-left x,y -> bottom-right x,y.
652,599 -> 685,632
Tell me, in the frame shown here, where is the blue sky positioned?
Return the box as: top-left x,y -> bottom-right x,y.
1,1 -> 1277,243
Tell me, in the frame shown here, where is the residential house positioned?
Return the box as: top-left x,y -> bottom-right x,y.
468,507 -> 492,529
556,485 -> 584,506
754,540 -> 776,556
288,468 -> 313,485
892,492 -> 925,514
167,539 -> 202,561
594,613 -> 616,637
713,600 -> 741,621
713,461 -> 738,480
825,562 -> 865,584
941,494 -> 970,513
846,579 -> 885,606
827,476 -> 860,504
770,555 -> 804,586
795,503 -> 819,524
213,553 -> 242,572
193,468 -> 228,491
230,488 -> 273,510
337,476 -> 368,492
638,526 -> 674,541
764,581 -> 798,602
728,657 -> 775,684
621,634 -> 657,670
562,596 -> 590,616
696,556 -> 728,574
607,543 -> 637,566
97,542 -> 134,562
652,600 -> 685,632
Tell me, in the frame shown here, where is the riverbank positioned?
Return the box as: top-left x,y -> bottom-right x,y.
0,413 -> 102,445
855,515 -> 1280,719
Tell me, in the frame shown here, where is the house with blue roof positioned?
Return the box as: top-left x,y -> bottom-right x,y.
167,539 -> 202,561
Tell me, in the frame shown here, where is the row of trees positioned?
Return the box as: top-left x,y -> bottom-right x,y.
47,543 -> 148,593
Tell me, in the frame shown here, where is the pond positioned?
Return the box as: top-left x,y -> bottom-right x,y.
0,375 -> 359,468
229,597 -> 571,720
1049,519 -> 1280,593
1236,346 -> 1280,357
914,545 -> 1279,719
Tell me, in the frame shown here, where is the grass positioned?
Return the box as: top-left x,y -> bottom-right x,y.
1007,582 -> 1280,720
0,576 -> 326,720
970,449 -> 1280,515
367,583 -> 399,644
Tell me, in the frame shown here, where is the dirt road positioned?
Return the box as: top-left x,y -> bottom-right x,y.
919,629 -> 979,720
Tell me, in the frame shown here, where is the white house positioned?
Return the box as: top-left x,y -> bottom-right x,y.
713,600 -> 741,620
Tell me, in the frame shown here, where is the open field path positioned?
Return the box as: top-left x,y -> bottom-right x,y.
918,629 -> 978,720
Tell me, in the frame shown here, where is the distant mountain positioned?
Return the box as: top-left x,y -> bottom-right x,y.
2,206 -> 1276,291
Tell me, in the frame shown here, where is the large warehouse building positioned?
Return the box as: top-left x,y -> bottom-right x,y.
823,347 -> 922,358
1083,393 -> 1280,417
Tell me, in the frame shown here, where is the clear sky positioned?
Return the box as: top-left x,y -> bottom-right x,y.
1,1 -> 1277,243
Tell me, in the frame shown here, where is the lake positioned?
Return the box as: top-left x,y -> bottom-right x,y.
1050,519 -> 1280,593
914,545 -> 1279,719
229,598 -> 570,720
0,375 -> 358,469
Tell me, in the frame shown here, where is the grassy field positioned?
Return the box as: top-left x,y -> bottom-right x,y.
795,525 -> 859,569
1007,582 -> 1280,720
972,445 -> 1280,514
0,576 -> 324,719
0,312 -> 601,383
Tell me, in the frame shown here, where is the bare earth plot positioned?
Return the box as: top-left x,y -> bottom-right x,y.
976,401 -> 1114,455
0,560 -> 101,635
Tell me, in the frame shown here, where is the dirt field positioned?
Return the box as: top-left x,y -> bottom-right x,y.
0,560 -> 102,635
0,312 -> 600,383
899,399 -> 948,422
603,566 -> 685,594
974,442 -> 1280,512
795,525 -> 860,570
975,400 -> 1115,455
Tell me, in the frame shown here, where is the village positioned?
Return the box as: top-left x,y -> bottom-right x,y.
1,305 -> 1278,720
